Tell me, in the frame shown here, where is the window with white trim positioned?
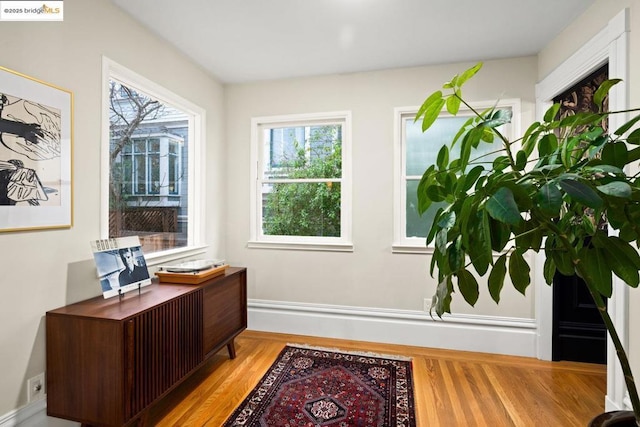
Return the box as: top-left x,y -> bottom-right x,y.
393,100 -> 520,253
250,112 -> 352,251
102,59 -> 206,257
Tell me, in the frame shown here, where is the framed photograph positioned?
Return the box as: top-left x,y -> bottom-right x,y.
91,236 -> 151,299
0,66 -> 73,231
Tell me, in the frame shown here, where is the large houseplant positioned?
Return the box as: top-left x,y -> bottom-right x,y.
416,62 -> 640,426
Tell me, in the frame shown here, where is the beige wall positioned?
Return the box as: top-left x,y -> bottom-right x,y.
225,58 -> 538,317
0,0 -> 225,415
2,0 -> 638,420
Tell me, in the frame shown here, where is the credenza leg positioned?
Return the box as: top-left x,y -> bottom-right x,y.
227,340 -> 237,359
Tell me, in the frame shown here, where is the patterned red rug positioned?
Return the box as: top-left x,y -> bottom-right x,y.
223,345 -> 416,426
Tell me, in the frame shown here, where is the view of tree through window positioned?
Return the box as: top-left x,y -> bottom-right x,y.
261,125 -> 342,237
108,79 -> 189,253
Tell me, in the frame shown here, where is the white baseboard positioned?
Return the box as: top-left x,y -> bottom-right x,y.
248,299 -> 537,357
0,302 -> 535,426
0,398 -> 45,427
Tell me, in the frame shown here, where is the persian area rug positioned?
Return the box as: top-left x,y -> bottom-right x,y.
223,345 -> 416,427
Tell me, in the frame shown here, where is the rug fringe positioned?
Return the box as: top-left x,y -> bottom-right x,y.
286,343 -> 413,361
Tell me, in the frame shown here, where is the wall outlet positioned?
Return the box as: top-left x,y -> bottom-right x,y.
27,373 -> 44,403
423,298 -> 431,312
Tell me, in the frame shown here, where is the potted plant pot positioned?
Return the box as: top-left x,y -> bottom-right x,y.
589,411 -> 637,427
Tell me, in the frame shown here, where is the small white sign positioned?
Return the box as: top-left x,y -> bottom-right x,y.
0,1 -> 63,21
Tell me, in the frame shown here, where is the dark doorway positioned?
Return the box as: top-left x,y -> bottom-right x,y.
551,64 -> 608,365
552,272 -> 607,363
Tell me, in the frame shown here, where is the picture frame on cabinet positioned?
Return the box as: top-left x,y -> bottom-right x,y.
91,236 -> 151,299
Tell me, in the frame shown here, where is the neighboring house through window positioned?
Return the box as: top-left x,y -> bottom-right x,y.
102,58 -> 205,257
250,111 -> 352,251
393,100 -> 520,253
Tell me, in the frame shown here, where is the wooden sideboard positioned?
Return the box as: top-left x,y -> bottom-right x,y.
46,267 -> 247,427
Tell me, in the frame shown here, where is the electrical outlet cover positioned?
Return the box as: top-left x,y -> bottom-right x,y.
27,373 -> 44,402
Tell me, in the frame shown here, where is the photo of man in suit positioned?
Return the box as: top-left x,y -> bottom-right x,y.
118,246 -> 149,287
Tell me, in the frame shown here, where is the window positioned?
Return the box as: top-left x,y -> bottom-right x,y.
393,100 -> 520,253
250,112 -> 352,251
102,59 -> 205,258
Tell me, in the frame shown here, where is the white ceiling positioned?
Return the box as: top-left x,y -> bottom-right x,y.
110,0 -> 595,84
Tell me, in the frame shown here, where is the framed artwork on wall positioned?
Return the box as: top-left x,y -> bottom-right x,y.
0,66 -> 73,231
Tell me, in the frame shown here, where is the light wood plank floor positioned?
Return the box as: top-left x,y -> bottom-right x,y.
148,330 -> 606,426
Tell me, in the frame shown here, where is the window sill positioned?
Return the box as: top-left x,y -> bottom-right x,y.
391,244 -> 433,254
247,241 -> 354,252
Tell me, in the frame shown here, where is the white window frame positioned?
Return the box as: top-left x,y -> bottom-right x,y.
101,57 -> 207,264
392,99 -> 521,254
249,111 -> 353,252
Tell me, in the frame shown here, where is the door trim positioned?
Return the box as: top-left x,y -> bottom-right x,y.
535,7 -> 629,411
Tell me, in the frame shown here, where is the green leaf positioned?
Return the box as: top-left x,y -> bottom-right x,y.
546,236 -> 574,276
459,127 -> 482,170
436,144 -> 449,171
558,178 -> 603,209
530,227 -> 543,252
457,269 -> 479,306
481,126 -> 495,143
535,182 -> 562,216
456,62 -> 483,87
614,113 -> 640,136
435,228 -> 448,255
561,136 -> 579,167
593,78 -> 622,109
627,128 -> 640,145
422,98 -> 446,132
447,238 -> 465,273
543,256 -> 556,285
426,184 -> 446,202
514,221 -> 534,251
461,166 -> 484,193
483,109 -> 512,129
596,235 -> 640,289
597,181 -> 632,198
601,239 -> 640,288
489,217 -> 511,252
538,134 -> 558,157
486,187 -> 522,225
522,122 -> 541,156
508,251 -> 531,295
426,207 -> 444,244
601,141 -> 629,168
488,254 -> 507,303
437,210 -> 456,229
544,103 -> 561,122
446,94 -> 461,115
432,275 -> 453,317
452,117 -> 474,147
515,150 -> 527,171
468,210 -> 492,275
608,236 -> 640,269
492,156 -> 510,172
415,90 -> 443,124
417,165 -> 436,215
579,247 -> 612,298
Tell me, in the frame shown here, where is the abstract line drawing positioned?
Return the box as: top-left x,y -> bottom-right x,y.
0,66 -> 72,231
0,93 -> 60,206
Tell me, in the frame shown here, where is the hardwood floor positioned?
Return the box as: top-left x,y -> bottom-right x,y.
148,330 -> 606,426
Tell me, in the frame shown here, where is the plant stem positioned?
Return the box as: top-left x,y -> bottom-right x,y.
586,287 -> 640,426
544,221 -> 640,424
